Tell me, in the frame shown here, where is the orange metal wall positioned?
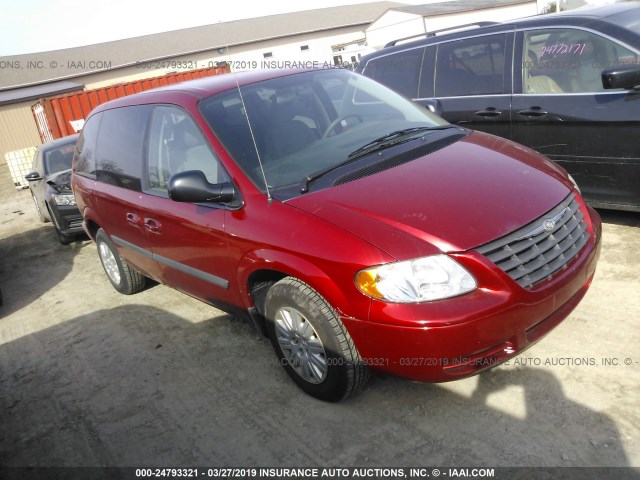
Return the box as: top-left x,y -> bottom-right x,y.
33,66 -> 230,141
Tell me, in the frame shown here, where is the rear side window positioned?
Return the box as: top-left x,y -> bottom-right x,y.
435,34 -> 507,97
73,112 -> 102,179
96,106 -> 152,191
363,48 -> 425,97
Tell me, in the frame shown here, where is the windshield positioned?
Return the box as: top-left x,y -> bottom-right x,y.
199,69 -> 448,193
44,143 -> 75,175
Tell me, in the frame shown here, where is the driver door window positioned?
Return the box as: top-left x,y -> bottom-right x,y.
522,28 -> 640,94
146,106 -> 226,196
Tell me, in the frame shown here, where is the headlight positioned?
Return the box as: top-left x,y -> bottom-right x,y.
567,174 -> 581,194
355,254 -> 477,303
51,193 -> 76,206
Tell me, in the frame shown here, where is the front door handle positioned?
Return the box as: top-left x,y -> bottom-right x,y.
144,218 -> 163,234
517,107 -> 548,118
474,107 -> 501,117
126,212 -> 140,226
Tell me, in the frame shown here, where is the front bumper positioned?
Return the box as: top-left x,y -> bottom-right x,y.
50,203 -> 84,235
342,206 -> 602,382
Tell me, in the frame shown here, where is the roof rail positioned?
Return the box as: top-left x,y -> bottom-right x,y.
385,22 -> 499,47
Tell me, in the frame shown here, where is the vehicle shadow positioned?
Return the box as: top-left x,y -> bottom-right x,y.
0,305 -> 636,474
596,208 -> 640,228
354,370 -> 637,473
0,226 -> 90,318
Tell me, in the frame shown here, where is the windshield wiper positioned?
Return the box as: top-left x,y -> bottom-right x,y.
299,125 -> 460,194
347,125 -> 460,160
300,155 -> 365,194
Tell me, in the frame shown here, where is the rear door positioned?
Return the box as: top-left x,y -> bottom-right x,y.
93,105 -> 162,280
512,27 -> 640,209
418,31 -> 514,139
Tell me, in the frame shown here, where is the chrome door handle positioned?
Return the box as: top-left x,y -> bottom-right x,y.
126,212 -> 140,226
517,107 -> 548,117
474,107 -> 501,117
143,218 -> 163,234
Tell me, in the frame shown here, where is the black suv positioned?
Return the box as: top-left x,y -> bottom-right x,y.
357,3 -> 640,212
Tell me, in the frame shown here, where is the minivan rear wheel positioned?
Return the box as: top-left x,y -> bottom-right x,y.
96,229 -> 146,295
264,277 -> 370,401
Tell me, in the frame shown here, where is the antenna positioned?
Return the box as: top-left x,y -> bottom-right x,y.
221,26 -> 272,201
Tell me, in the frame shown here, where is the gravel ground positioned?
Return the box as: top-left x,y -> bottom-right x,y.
0,187 -> 638,472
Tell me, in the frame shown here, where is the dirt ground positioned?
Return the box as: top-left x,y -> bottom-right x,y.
0,187 -> 638,470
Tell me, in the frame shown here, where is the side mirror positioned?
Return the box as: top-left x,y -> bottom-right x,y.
25,171 -> 42,182
168,170 -> 236,204
422,99 -> 443,117
602,66 -> 640,90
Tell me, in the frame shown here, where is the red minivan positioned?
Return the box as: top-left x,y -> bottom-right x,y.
72,68 -> 601,401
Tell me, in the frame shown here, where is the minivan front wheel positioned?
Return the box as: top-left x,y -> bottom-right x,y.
265,277 -> 370,401
96,229 -> 145,295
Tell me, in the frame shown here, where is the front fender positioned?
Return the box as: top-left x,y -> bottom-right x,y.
236,248 -> 368,319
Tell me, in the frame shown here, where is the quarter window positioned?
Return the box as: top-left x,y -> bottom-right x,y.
522,28 -> 640,94
146,106 -> 226,196
363,48 -> 425,98
435,34 -> 507,97
73,112 -> 102,179
96,106 -> 151,191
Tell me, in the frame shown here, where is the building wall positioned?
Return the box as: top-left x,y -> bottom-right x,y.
0,26 -> 365,195
366,12 -> 428,50
365,2 -> 539,49
81,27 -> 365,90
424,3 -> 538,33
0,101 -> 43,193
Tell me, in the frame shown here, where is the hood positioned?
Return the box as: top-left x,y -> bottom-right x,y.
46,169 -> 72,193
287,131 -> 572,259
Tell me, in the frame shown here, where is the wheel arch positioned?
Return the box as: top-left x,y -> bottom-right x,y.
83,218 -> 101,241
239,249 -> 352,317
78,205 -> 102,241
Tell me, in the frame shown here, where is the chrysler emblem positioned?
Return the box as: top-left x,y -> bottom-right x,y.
543,219 -> 556,231
515,207 -> 567,241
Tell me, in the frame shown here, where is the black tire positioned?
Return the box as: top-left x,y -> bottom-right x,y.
264,277 -> 370,401
95,229 -> 146,295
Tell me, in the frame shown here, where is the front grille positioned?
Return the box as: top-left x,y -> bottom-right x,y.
475,193 -> 589,288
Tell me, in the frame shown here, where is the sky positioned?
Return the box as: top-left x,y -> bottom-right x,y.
0,0 -> 610,56
0,0 -> 385,55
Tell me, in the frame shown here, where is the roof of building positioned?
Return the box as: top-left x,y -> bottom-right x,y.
0,2 -> 400,91
0,80 -> 83,106
389,0 -> 535,17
